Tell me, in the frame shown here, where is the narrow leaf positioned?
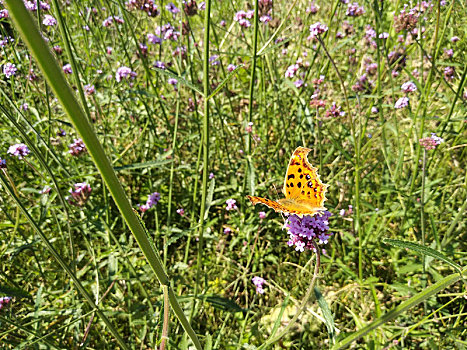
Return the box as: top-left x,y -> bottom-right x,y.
314,287 -> 336,343
206,64 -> 244,100
153,67 -> 203,95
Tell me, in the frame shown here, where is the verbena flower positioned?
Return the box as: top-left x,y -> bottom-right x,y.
147,33 -> 162,45
62,64 -> 72,74
84,84 -> 95,96
177,208 -> 185,216
401,81 -> 417,93
225,199 -> 237,211
166,2 -> 180,14
3,62 -> 17,78
42,14 -> 57,26
8,143 -> 30,159
419,133 -> 444,150
209,172 -> 215,179
285,212 -> 333,252
115,66 -> 136,82
346,2 -> 365,16
227,64 -> 237,72
68,138 -> 87,156
168,78 -> 178,90
325,102 -> 345,118
0,158 -> 6,169
252,276 -> 266,294
0,296 -> 12,310
259,211 -> 266,220
285,64 -> 299,78
394,96 -> 409,109
66,183 -> 92,207
139,192 -> 160,212
308,22 -> 328,40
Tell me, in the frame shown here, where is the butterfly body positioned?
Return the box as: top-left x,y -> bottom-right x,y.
247,147 -> 328,217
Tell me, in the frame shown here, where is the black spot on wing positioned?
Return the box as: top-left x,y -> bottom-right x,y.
287,174 -> 295,180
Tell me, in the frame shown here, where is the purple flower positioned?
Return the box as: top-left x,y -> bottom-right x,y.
325,102 -> 345,118
209,172 -> 215,179
394,96 -> 409,109
0,36 -> 14,48
42,14 -> 57,26
115,66 -> 136,82
252,276 -> 266,294
346,2 -> 365,16
401,81 -> 417,93
0,296 -> 12,310
198,1 -> 205,10
84,84 -> 95,95
166,2 -> 180,14
168,78 -> 178,90
154,61 -> 166,69
450,36 -> 460,43
444,48 -> 453,58
379,32 -> 389,39
224,227 -> 232,234
227,64 -> 237,72
147,33 -> 162,45
444,66 -> 455,81
260,15 -> 271,23
7,143 -> 30,159
308,22 -> 328,40
285,64 -> 299,78
66,182 -> 92,207
0,9 -> 9,18
0,158 -> 6,169
106,46 -> 113,55
68,138 -> 87,156
62,64 -> 72,74
286,212 -> 332,252
156,23 -> 180,41
3,62 -> 17,78
209,55 -> 220,66
294,79 -> 305,88
57,128 -> 66,137
139,192 -> 161,212
419,133 -> 444,150
177,208 -> 185,216
259,211 -> 266,220
371,106 -> 378,114
226,198 -> 237,211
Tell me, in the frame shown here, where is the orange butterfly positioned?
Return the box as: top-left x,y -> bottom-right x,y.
247,147 -> 328,217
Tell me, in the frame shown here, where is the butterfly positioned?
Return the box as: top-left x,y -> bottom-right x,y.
247,147 -> 328,217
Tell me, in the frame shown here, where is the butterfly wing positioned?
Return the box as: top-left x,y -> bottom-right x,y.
282,147 -> 328,209
247,196 -> 324,217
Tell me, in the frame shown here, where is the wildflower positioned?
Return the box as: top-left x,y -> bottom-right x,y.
225,199 -> 237,211
245,122 -> 253,133
42,14 -> 57,26
394,7 -> 419,32
115,66 -> 136,82
306,3 -> 319,14
346,2 -> 365,16
147,33 -> 162,45
336,31 -> 344,39
166,2 -> 180,14
66,182 -> 92,207
394,96 -> 409,109
57,128 -> 66,137
224,227 -> 232,234
401,81 -> 417,93
3,63 -> 17,78
444,66 -> 455,81
209,55 -> 220,66
198,1 -> 205,10
260,15 -> 271,23
379,32 -> 389,39
308,22 -> 328,40
294,79 -> 305,88
209,172 -> 215,179
259,211 -> 266,220
183,0 -> 198,16
68,138 -> 87,156
444,48 -> 453,58
252,276 -> 266,294
365,62 -> 378,75
156,23 -> 180,41
419,133 -> 444,150
106,46 -> 113,55
177,208 -> 185,216
285,64 -> 299,78
0,9 -> 9,18
286,212 -> 333,252
84,84 -> 95,95
371,106 -> 378,114
62,64 -> 72,74
168,78 -> 178,90
450,36 -> 460,43
0,296 -> 12,310
227,64 -> 237,72
325,102 -> 345,118
139,192 -> 161,212
0,36 -> 14,48
220,20 -> 226,26
7,143 -> 30,159
0,158 -> 6,169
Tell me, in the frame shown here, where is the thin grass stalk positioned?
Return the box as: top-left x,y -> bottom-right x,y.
4,2 -> 202,348
247,0 -> 259,154
194,0 -> 212,304
257,242 -> 321,349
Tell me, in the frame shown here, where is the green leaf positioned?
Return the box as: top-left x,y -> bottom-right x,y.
314,286 -> 336,344
114,159 -> 173,171
383,238 -> 462,272
202,295 -> 245,313
0,284 -> 32,299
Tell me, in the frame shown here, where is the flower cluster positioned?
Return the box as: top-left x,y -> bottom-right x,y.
155,23 -> 180,41
419,133 -> 444,150
115,66 -> 137,82
401,81 -> 417,93
234,10 -> 254,28
126,0 -> 159,17
252,276 -> 266,294
66,183 -> 92,207
285,212 -> 333,252
0,296 -> 12,310
3,62 -> 17,78
394,96 -> 409,109
308,22 -> 328,40
42,14 -> 57,27
325,102 -> 345,118
102,16 -> 124,27
346,2 -> 365,17
225,199 -> 237,211
139,192 -> 161,212
7,143 -> 30,159
68,138 -> 87,156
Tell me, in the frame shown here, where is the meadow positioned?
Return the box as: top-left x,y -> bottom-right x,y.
0,0 -> 466,348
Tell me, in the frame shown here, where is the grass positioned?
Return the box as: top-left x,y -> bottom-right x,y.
0,0 -> 466,349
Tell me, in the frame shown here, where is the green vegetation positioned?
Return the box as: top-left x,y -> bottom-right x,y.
0,0 -> 465,348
